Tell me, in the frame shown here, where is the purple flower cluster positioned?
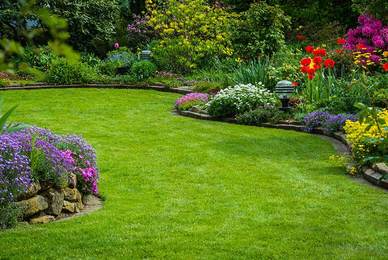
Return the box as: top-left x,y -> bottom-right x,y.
175,93 -> 209,110
304,111 -> 357,133
127,14 -> 149,34
344,14 -> 387,62
323,114 -> 358,133
0,127 -> 100,207
81,168 -> 98,194
0,135 -> 31,205
304,111 -> 331,131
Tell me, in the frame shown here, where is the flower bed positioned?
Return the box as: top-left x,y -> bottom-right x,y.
0,127 -> 100,228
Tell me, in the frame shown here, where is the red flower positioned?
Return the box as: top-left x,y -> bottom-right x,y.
313,48 -> 326,57
296,34 -> 306,41
305,45 -> 314,53
307,73 -> 315,80
300,66 -> 309,73
356,43 -> 366,50
383,63 -> 388,72
324,59 -> 335,69
336,38 -> 346,45
292,81 -> 299,87
335,49 -> 343,54
307,67 -> 316,74
300,57 -> 311,66
313,56 -> 323,64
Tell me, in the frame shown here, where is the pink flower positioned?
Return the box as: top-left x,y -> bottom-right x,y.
114,42 -> 120,49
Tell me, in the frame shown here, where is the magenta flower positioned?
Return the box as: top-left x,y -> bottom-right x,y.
114,42 -> 120,49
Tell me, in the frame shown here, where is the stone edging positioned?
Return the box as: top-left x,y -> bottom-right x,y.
176,110 -> 388,190
0,83 -> 192,95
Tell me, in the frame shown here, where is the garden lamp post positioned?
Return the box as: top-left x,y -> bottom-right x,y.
140,50 -> 152,61
275,80 -> 294,111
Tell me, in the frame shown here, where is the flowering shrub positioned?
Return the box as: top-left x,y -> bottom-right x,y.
304,111 -> 357,133
344,14 -> 387,71
175,93 -> 209,111
207,83 -> 278,117
344,109 -> 387,166
146,0 -> 235,73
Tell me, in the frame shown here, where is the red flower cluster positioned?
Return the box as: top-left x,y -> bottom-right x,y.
336,38 -> 346,45
383,63 -> 388,72
300,46 -> 336,80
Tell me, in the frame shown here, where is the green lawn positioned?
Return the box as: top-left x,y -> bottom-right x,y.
0,89 -> 387,259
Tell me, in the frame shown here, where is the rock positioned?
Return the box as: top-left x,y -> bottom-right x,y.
17,182 -> 41,200
43,188 -> 64,216
374,163 -> 388,175
16,195 -> 48,218
29,215 -> 55,224
64,188 -> 82,202
68,173 -> 77,188
62,201 -> 76,213
82,194 -> 100,206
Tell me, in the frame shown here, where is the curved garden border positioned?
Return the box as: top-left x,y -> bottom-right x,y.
176,109 -> 388,191
1,83 -> 386,190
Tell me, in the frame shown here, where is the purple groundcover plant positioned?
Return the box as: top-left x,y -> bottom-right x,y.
304,111 -> 331,131
304,111 -> 357,133
0,134 -> 32,205
175,93 -> 209,110
323,114 -> 358,133
0,126 -> 99,207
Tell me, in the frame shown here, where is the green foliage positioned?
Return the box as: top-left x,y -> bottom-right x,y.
146,0 -> 235,73
231,2 -> 291,59
38,0 -> 121,54
106,47 -> 137,68
0,202 -> 20,229
0,97 -> 17,134
46,58 -> 100,84
131,60 -> 157,80
351,0 -> 387,21
229,59 -> 273,89
236,107 -> 285,125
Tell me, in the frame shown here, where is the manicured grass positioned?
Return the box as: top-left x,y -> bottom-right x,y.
0,89 -> 387,259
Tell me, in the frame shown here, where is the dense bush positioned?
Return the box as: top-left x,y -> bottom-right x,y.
175,93 -> 209,111
231,2 -> 291,59
38,0 -> 121,55
46,58 -> 100,84
146,0 -> 235,73
131,60 -> 157,80
208,83 -> 279,117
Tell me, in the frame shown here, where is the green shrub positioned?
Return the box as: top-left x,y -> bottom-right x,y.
21,46 -> 58,71
106,47 -> 137,68
0,203 -> 20,229
236,107 -> 285,125
46,58 -> 100,84
231,2 -> 291,59
131,61 -> 157,81
146,0 -> 235,73
208,83 -> 279,117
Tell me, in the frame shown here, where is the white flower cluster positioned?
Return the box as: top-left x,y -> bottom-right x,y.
207,83 -> 278,117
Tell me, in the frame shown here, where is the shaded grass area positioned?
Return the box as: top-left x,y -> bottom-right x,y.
0,89 -> 387,259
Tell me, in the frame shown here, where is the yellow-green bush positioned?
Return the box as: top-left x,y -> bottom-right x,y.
146,0 -> 236,73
